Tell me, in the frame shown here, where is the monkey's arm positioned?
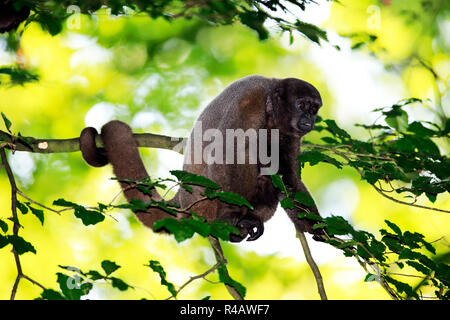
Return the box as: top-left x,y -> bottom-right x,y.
283,179 -> 321,232
279,146 -> 324,241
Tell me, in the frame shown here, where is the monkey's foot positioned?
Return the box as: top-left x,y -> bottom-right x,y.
229,215 -> 264,242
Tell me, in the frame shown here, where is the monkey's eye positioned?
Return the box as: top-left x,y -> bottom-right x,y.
295,100 -> 304,110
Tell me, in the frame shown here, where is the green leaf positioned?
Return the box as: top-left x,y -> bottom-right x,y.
336,240 -> 359,249
312,222 -> 327,230
17,200 -> 29,214
153,217 -> 195,242
58,265 -> 86,277
239,10 -> 269,40
110,277 -> 131,291
53,198 -> 78,208
0,234 -> 9,249
217,262 -> 246,298
205,190 -> 253,210
280,197 -> 294,209
26,203 -> 44,226
320,136 -> 339,144
324,216 -> 354,236
323,119 -> 351,140
147,260 -> 177,297
56,273 -> 91,300
408,121 -> 436,137
35,13 -> 63,36
1,112 -> 12,133
170,170 -> 220,190
86,270 -> 104,281
53,198 -> 104,226
8,235 -> 36,255
425,192 -> 436,203
295,20 -> 328,44
38,289 -> 66,300
298,150 -> 342,169
384,275 -> 419,299
385,110 -> 408,131
270,174 -> 286,192
406,261 -> 431,276
294,191 -> 315,207
420,239 -> 436,255
209,220 -> 240,241
98,203 -> 108,212
402,231 -> 424,249
351,42 -> 365,50
384,220 -> 402,236
73,207 -> 105,226
362,170 -> 382,184
101,260 -> 121,276
381,235 -> 403,253
0,219 -> 8,233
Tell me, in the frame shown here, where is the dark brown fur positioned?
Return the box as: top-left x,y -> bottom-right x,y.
80,75 -> 323,242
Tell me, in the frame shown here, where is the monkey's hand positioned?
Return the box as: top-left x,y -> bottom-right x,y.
229,213 -> 264,242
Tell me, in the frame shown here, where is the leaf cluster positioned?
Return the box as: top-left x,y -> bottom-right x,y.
303,98 -> 449,205
6,0 -> 331,44
37,260 -> 132,300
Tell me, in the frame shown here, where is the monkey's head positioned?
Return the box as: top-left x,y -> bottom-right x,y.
270,78 -> 322,137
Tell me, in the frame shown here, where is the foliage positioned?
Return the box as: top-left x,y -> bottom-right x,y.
36,260 -> 132,300
301,99 -> 449,207
9,0 -> 331,43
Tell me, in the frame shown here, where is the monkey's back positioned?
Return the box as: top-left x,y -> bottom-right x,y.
180,75 -> 280,220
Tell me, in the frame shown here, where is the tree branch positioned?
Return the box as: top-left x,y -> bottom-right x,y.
165,262 -> 220,300
0,148 -> 46,299
0,130 -> 185,154
208,236 -> 244,300
296,231 -> 327,300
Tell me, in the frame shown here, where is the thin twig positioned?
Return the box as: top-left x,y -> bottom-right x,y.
372,185 -> 450,213
166,262 -> 220,300
17,189 -> 62,215
296,232 -> 327,300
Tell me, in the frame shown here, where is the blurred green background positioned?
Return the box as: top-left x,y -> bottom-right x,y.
0,0 -> 448,299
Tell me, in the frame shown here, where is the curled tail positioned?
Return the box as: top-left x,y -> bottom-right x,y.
80,120 -> 176,229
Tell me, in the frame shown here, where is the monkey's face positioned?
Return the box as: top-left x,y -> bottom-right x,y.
274,78 -> 322,137
290,96 -> 321,136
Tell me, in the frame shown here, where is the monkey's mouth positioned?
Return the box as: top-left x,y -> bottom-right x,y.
297,122 -> 313,132
290,123 -> 314,137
